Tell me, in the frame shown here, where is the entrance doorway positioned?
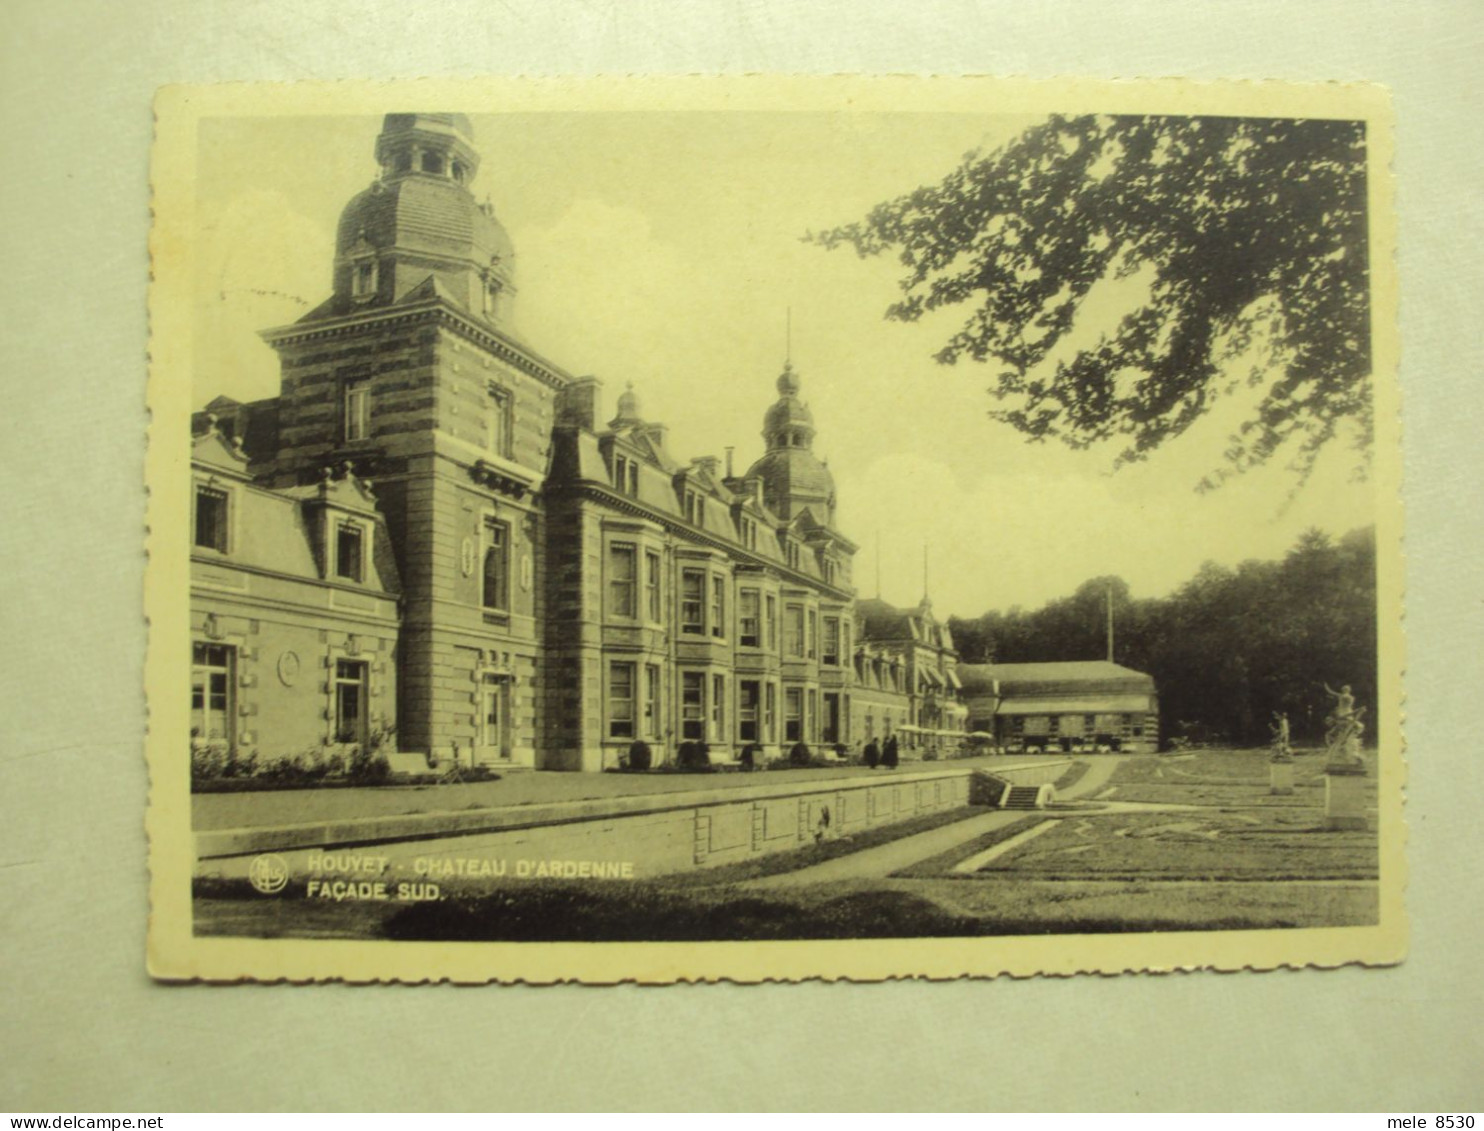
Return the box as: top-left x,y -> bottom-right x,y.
476,673 -> 512,763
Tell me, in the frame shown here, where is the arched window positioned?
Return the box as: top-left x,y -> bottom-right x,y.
422,152 -> 444,175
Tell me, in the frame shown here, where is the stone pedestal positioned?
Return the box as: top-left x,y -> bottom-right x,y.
1323,766 -> 1370,830
1269,761 -> 1295,795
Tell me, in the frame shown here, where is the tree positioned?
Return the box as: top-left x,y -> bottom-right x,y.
962,527 -> 1377,745
810,115 -> 1371,487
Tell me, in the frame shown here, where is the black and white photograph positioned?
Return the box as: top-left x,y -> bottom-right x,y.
147,78 -> 1401,980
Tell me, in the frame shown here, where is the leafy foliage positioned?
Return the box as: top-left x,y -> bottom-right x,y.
810,115 -> 1371,485
948,526 -> 1377,744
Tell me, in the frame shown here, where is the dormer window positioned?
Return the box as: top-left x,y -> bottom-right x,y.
613,453 -> 639,496
194,486 -> 229,553
343,380 -> 371,443
785,540 -> 801,570
421,152 -> 444,175
334,522 -> 364,583
351,257 -> 378,301
684,490 -> 704,525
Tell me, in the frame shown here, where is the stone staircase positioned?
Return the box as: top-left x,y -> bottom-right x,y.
1000,783 -> 1053,810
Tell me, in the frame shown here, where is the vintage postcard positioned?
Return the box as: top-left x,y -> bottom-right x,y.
146,76 -> 1403,982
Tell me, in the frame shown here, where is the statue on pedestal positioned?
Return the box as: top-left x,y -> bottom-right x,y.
1269,711 -> 1293,763
1322,683 -> 1366,773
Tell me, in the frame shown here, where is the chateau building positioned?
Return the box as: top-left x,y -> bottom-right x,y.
189,112 -> 950,773
851,597 -> 967,754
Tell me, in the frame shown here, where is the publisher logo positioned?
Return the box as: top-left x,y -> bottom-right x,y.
248,854 -> 290,895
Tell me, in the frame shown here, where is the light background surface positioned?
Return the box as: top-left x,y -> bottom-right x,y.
2,0 -> 1481,1112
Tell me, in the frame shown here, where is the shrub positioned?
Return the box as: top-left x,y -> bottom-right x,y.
627,740 -> 653,771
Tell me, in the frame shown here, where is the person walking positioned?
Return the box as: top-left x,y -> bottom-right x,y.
882,733 -> 900,769
863,738 -> 880,769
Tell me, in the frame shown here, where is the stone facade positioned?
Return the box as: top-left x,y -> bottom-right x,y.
188,112 -> 968,774
851,597 -> 967,756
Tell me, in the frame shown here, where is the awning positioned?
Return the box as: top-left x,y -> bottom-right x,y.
945,668 -> 963,690
920,667 -> 942,688
995,694 -> 1154,716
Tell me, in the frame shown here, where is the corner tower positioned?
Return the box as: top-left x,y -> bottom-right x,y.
260,112 -> 571,771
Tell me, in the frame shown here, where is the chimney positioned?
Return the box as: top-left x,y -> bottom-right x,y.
725,446 -> 735,478
555,376 -> 602,431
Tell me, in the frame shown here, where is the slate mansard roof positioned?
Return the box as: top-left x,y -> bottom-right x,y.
957,660 -> 1156,699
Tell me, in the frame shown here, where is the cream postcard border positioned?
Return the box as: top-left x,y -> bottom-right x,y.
146,75 -> 1404,983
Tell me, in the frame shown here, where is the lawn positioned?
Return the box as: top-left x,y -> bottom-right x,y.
191,747 -> 1384,940
972,809 -> 1377,881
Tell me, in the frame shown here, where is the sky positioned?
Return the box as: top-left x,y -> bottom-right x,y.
191,110 -> 1375,618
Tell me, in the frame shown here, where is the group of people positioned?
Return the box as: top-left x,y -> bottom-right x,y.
861,734 -> 900,770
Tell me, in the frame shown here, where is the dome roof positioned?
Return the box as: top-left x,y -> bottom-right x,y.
763,396 -> 814,436
337,175 -> 513,268
379,112 -> 475,141
761,361 -> 815,438
742,446 -> 835,526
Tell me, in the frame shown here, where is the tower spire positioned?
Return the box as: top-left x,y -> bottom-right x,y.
785,306 -> 792,366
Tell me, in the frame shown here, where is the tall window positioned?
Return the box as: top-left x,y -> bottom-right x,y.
806,610 -> 817,659
608,662 -> 635,738
643,664 -> 661,738
681,671 -> 705,740
739,589 -> 760,647
764,683 -> 777,743
335,522 -> 363,582
613,453 -> 639,496
785,541 -> 800,570
681,569 -> 705,635
738,680 -> 760,742
711,674 -> 726,742
193,486 -> 228,552
765,595 -> 777,651
823,693 -> 841,744
190,643 -> 232,746
482,520 -> 509,611
486,386 -> 510,457
608,543 -> 637,618
645,551 -> 662,622
822,617 -> 840,666
684,490 -> 704,525
710,575 -> 726,638
807,689 -> 818,743
344,381 -> 370,443
785,603 -> 804,658
784,688 -> 803,742
352,257 -> 377,299
334,659 -> 368,744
